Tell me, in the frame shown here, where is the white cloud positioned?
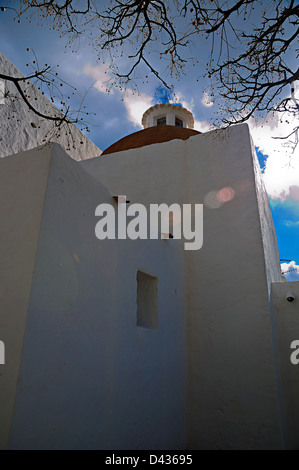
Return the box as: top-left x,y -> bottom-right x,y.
83,63 -> 114,94
283,220 -> 299,228
83,64 -> 152,127
194,119 -> 212,133
248,86 -> 299,200
169,92 -> 194,112
122,89 -> 153,128
281,261 -> 299,281
201,91 -> 214,108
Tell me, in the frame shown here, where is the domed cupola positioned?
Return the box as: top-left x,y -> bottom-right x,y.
102,102 -> 199,155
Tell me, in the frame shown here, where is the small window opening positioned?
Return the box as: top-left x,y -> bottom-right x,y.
175,118 -> 183,127
157,117 -> 166,126
137,271 -> 158,329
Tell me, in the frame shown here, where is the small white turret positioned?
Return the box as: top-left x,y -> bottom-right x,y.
142,103 -> 194,129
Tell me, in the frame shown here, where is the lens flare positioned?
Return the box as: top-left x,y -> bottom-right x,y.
204,187 -> 235,209
217,187 -> 235,203
204,191 -> 223,209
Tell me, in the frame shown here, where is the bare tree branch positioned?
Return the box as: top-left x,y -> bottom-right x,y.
0,0 -> 298,148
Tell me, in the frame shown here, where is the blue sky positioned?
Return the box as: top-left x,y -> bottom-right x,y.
0,4 -> 298,280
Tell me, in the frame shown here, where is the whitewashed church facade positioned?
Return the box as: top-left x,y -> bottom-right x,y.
0,53 -> 299,450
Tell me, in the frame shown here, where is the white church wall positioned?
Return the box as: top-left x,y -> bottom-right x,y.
81,123 -> 283,449
8,144 -> 186,449
0,145 -> 52,450
0,53 -> 101,161
181,126 -> 282,449
271,280 -> 299,449
251,138 -> 282,293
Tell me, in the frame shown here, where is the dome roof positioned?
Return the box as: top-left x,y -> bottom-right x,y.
102,125 -> 200,155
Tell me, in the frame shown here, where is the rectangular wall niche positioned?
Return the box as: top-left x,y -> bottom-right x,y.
137,271 -> 158,329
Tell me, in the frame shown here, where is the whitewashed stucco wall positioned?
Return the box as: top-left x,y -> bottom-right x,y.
0,121 -> 289,449
271,281 -> 299,449
0,146 -> 52,450
0,52 -> 101,160
181,126 -> 282,449
7,144 -> 186,449
81,124 -> 283,449
251,138 -> 282,293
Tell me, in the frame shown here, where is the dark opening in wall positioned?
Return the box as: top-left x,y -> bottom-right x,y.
157,117 -> 166,126
137,271 -> 158,329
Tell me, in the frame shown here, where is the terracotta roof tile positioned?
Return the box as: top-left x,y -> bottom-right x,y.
102,125 -> 201,155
